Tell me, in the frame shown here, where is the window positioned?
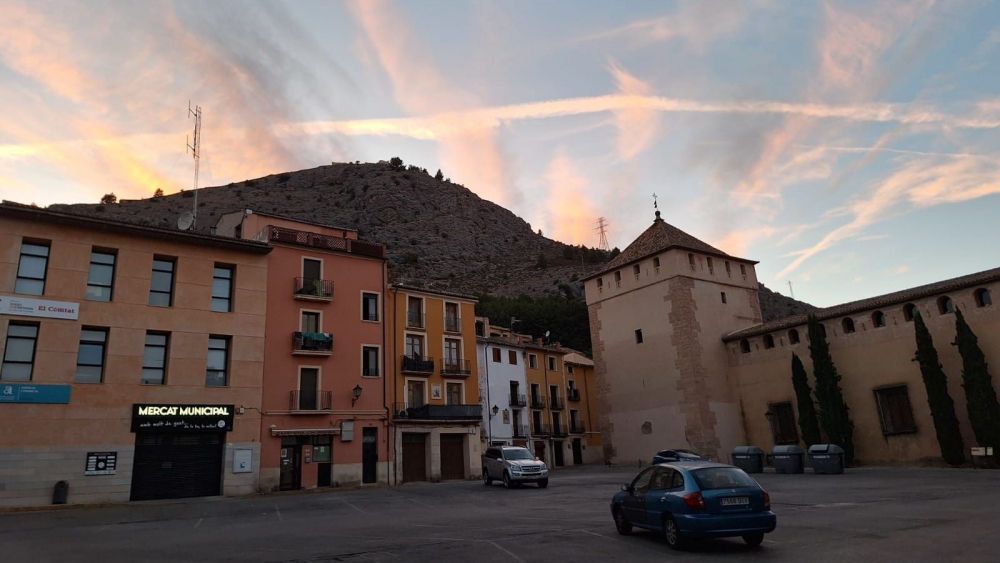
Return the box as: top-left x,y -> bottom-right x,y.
148,257 -> 176,307
688,253 -> 696,271
788,329 -> 800,344
707,257 -> 714,275
142,332 -> 169,384
301,311 -> 321,333
763,334 -> 775,349
725,261 -> 732,278
446,382 -> 462,405
739,339 -> 751,354
206,336 -> 230,387
406,334 -> 425,358
548,356 -> 557,371
86,249 -> 116,301
444,338 -> 461,365
508,349 -> 518,365
491,347 -> 501,363
298,368 -> 319,410
302,258 -> 322,282
937,296 -> 955,315
528,353 -> 537,369
407,296 -> 423,328
75,328 -> 108,383
362,292 -> 379,321
406,379 -> 426,408
312,436 -> 331,462
1,323 -> 38,381
211,265 -> 234,312
633,264 -> 640,280
630,467 -> 656,493
567,364 -> 574,374
842,317 -> 856,334
874,385 -> 917,435
475,320 -> 485,336
362,346 -> 380,376
974,288 -> 992,308
597,277 -> 603,292
614,271 -> 621,288
634,329 -> 643,344
653,257 -> 660,273
903,303 -> 917,322
872,311 -> 886,328
768,402 -> 798,445
444,302 -> 460,332
721,291 -> 727,304
15,241 -> 49,295
740,264 -> 747,280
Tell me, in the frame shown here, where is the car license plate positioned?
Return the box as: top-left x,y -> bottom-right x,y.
721,496 -> 749,506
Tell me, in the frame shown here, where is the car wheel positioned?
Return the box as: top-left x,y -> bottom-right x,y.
663,517 -> 685,550
537,479 -> 548,489
503,471 -> 513,489
613,508 -> 632,535
483,470 -> 492,487
742,533 -> 764,547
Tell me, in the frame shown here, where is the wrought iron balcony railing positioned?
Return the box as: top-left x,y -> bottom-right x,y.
393,403 -> 482,420
509,393 -> 527,407
550,396 -> 565,410
289,389 -> 332,412
293,332 -> 333,354
401,355 -> 434,374
444,316 -> 462,333
441,358 -> 471,377
530,395 -> 547,410
570,421 -> 586,434
294,277 -> 334,300
567,388 -> 581,402
513,424 -> 529,438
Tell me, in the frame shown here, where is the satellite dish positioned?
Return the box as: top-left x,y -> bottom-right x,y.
177,211 -> 195,231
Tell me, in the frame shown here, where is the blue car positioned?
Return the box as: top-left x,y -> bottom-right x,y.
610,461 -> 776,549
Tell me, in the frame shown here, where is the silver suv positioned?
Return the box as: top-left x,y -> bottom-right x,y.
483,446 -> 549,488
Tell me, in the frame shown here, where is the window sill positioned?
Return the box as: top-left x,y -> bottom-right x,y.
361,319 -> 381,324
361,374 -> 381,379
882,429 -> 918,436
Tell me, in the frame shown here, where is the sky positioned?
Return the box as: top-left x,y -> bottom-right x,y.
1,0 -> 998,307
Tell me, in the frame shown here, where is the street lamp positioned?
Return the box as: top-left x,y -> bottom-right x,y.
352,384 -> 363,406
492,405 -> 499,417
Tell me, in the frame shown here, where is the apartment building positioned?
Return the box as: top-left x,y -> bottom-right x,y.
387,286 -> 481,483
217,210 -> 389,490
476,317 -> 530,448
0,203 -> 270,507
563,352 -> 603,465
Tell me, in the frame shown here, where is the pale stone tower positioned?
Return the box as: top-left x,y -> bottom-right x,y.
583,211 -> 761,463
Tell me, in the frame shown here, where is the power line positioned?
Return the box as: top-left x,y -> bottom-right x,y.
595,217 -> 610,251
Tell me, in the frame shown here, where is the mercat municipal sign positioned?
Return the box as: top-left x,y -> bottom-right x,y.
131,403 -> 234,432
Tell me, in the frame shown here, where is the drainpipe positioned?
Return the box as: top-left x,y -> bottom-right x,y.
388,283 -> 397,487
484,344 -> 492,445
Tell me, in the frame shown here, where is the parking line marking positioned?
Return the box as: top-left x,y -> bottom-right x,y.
274,504 -> 283,521
341,499 -> 369,514
485,540 -> 525,562
194,518 -> 203,529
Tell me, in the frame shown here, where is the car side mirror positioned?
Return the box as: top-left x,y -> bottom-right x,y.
621,484 -> 633,494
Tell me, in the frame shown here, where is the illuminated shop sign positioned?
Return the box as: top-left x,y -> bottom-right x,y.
131,404 -> 235,432
0,295 -> 79,320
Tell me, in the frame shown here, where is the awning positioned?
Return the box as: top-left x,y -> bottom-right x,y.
270,428 -> 341,437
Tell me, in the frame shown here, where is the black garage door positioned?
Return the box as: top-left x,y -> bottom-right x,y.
131,432 -> 224,501
440,434 -> 465,480
402,433 -> 427,483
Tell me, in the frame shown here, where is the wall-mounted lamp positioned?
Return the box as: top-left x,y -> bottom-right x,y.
491,405 -> 499,417
352,384 -> 363,406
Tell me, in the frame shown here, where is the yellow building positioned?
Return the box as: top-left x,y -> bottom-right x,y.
386,285 -> 481,483
564,352 -> 604,464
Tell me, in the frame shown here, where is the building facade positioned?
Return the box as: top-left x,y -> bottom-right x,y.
0,204 -> 270,507
477,332 -> 530,448
563,352 -> 604,465
586,210 -> 1000,466
387,286 -> 481,483
219,211 -> 390,491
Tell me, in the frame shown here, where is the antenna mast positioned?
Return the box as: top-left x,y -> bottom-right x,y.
186,101 -> 202,227
596,217 -> 610,251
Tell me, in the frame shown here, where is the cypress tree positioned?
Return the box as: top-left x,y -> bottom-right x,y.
791,353 -> 822,446
912,312 -> 965,465
954,309 -> 1000,452
807,315 -> 856,464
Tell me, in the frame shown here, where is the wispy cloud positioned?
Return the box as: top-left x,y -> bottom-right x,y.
582,0 -> 758,51
542,148 -> 599,245
607,61 -> 660,160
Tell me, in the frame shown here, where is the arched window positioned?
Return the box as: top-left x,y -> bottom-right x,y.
937,296 -> 955,315
841,317 -> 856,334
740,339 -> 751,354
788,329 -> 800,344
763,334 -> 775,349
903,303 -> 917,322
974,288 -> 992,308
872,311 -> 886,328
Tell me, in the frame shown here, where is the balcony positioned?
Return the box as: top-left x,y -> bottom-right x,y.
513,424 -> 529,438
407,310 -> 424,329
294,277 -> 334,301
550,396 -> 565,410
444,316 -> 462,334
293,332 -> 333,355
268,226 -> 385,258
289,390 -> 332,412
530,395 -> 547,410
567,388 -> 581,402
509,393 -> 527,407
532,422 -> 550,435
441,359 -> 471,377
570,421 -> 586,434
393,403 -> 482,421
401,355 -> 435,375
552,425 -> 568,438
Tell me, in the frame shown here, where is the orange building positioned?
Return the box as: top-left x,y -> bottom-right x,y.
0,203 -> 270,507
218,211 -> 389,490
386,286 -> 481,483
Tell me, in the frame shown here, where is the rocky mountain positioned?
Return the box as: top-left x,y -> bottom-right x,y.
758,283 -> 817,322
51,160 -> 812,320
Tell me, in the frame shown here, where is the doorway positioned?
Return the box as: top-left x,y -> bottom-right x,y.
572,438 -> 583,465
131,432 -> 224,501
553,441 -> 565,467
362,427 -> 378,484
533,440 -> 546,464
440,434 -> 465,480
279,443 -> 301,491
402,432 -> 427,482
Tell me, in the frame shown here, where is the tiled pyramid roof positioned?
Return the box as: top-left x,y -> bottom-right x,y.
586,211 -> 755,280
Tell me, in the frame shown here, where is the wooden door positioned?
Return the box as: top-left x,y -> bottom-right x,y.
440,434 -> 465,480
402,433 -> 427,482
